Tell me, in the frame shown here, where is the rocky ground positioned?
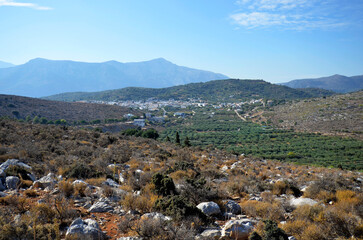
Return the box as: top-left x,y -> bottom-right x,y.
0,119 -> 362,240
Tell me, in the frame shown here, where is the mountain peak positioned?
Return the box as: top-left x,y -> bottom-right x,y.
149,58 -> 172,64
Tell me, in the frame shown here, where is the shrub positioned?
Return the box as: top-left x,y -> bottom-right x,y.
154,195 -> 206,222
24,189 -> 38,198
73,182 -> 87,197
299,224 -> 327,240
58,180 -> 74,198
151,173 -> 176,196
241,200 -> 285,221
262,220 -> 288,240
66,162 -> 93,179
281,220 -> 308,239
4,165 -> 32,180
249,231 -> 262,240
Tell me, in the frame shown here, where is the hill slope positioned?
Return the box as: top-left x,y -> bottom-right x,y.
44,79 -> 335,102
0,94 -> 139,122
281,74 -> 363,93
0,60 -> 14,68
0,58 -> 228,98
264,90 -> 363,140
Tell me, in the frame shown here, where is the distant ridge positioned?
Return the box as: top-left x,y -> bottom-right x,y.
0,58 -> 228,98
0,60 -> 14,68
280,74 -> 363,93
0,94 -> 139,122
44,79 -> 335,102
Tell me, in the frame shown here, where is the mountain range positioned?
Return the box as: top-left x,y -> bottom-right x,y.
0,60 -> 14,68
281,74 -> 363,93
0,58 -> 228,98
44,79 -> 335,102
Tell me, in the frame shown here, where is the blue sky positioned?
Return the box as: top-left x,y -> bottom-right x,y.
1,0 -> 363,83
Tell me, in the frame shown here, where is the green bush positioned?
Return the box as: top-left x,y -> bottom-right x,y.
263,220 -> 288,240
153,195 -> 206,222
66,162 -> 94,179
151,173 -> 175,196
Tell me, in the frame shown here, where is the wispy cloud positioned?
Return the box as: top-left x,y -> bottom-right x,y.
231,0 -> 353,30
0,0 -> 52,10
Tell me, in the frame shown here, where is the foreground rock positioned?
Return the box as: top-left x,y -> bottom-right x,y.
197,202 -> 221,216
65,218 -> 106,240
221,219 -> 254,240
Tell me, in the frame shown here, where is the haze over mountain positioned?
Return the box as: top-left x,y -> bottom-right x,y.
0,60 -> 14,69
280,74 -> 363,93
0,58 -> 228,98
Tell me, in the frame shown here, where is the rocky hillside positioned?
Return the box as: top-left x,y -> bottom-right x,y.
0,94 -> 139,122
263,90 -> 363,140
0,119 -> 362,240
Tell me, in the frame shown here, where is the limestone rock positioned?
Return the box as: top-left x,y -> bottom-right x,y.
89,199 -> 113,213
141,212 -> 172,221
221,219 -> 254,240
6,176 -> 20,190
103,178 -> 120,188
65,218 -> 105,240
0,159 -> 32,171
290,197 -> 318,208
200,229 -> 221,239
33,173 -> 57,189
223,200 -> 241,214
197,202 -> 221,216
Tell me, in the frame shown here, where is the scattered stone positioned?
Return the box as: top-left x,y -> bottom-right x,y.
249,196 -> 262,201
221,219 -> 254,240
33,173 -> 57,189
89,199 -> 113,213
141,212 -> 172,221
223,200 -> 241,214
221,165 -> 229,172
0,159 -> 32,171
103,178 -> 120,188
290,197 -> 318,208
27,173 -> 36,182
0,192 -> 8,197
197,202 -> 221,216
0,169 -> 5,178
72,180 -> 88,186
65,218 -> 106,240
199,228 -> 221,239
6,176 -> 19,190
119,173 -> 125,183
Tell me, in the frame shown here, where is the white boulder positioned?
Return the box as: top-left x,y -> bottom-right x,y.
197,202 -> 221,216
